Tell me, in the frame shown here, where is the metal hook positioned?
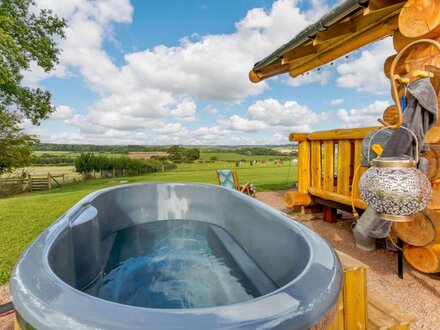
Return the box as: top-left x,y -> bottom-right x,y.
389,38 -> 440,130
367,126 -> 419,164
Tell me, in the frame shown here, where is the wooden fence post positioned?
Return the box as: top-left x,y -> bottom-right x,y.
47,173 -> 52,190
28,174 -> 32,192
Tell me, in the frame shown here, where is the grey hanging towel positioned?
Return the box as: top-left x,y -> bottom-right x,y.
382,77 -> 438,158
355,78 -> 438,241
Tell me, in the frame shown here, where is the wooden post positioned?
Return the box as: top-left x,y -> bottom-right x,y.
298,140 -> 311,194
47,173 -> 51,190
336,251 -> 368,330
311,141 -> 322,188
28,174 -> 32,192
337,140 -> 351,196
323,141 -> 334,192
323,205 -> 337,223
353,140 -> 363,198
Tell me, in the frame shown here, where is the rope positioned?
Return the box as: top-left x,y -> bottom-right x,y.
351,164 -> 362,222
286,144 -> 294,187
387,234 -> 404,252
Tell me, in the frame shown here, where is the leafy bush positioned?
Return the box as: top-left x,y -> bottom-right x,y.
74,153 -> 173,179
167,145 -> 200,162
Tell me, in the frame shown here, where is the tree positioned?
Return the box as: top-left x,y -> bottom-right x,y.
167,145 -> 185,162
185,148 -> 200,161
0,112 -> 37,174
0,0 -> 66,173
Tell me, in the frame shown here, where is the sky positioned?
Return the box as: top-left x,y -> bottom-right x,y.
24,0 -> 395,146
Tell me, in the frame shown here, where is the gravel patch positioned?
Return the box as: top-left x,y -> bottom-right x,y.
257,191 -> 440,330
0,284 -> 13,330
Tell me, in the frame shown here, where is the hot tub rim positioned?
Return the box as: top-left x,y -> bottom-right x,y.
11,182 -> 342,329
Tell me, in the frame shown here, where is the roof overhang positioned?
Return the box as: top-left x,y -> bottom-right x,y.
249,0 -> 406,83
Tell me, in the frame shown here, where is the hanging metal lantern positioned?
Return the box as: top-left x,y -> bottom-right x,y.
359,156 -> 432,222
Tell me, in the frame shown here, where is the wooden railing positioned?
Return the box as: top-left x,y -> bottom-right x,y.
286,127 -> 379,212
0,173 -> 64,197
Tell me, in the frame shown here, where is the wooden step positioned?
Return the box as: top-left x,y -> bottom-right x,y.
367,290 -> 416,330
328,251 -> 416,330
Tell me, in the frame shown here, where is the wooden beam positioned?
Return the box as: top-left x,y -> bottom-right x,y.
281,44 -> 317,65
313,20 -> 354,46
288,133 -> 308,142
355,2 -> 405,31
306,127 -> 379,141
289,14 -> 400,78
309,186 -> 368,209
364,0 -> 405,15
284,191 -> 312,207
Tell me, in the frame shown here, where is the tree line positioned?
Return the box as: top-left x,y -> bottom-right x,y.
74,153 -> 175,178
34,143 -> 168,154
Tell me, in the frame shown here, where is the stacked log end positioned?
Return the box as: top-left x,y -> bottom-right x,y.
393,210 -> 440,246
398,0 -> 440,38
403,244 -> 440,273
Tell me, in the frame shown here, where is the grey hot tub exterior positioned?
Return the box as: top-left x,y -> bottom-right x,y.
10,183 -> 342,329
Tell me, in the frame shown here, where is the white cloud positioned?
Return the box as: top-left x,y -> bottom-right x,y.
49,105 -> 74,121
205,107 -> 219,116
153,123 -> 189,136
337,100 -> 390,127
218,98 -> 320,134
27,1 -> 347,145
286,69 -> 331,87
336,38 -> 393,94
170,99 -> 197,121
330,98 -> 344,105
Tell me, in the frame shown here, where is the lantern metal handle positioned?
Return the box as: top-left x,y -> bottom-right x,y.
386,38 -> 440,130
367,126 -> 419,164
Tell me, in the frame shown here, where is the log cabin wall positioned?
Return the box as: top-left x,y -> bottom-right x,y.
252,0 -> 440,273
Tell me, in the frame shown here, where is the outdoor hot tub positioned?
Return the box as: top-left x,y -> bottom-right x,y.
10,183 -> 342,329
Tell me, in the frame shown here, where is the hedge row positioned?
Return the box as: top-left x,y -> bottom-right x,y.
74,153 -> 174,174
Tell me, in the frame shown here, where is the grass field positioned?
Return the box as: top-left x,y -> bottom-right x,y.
32,151 -> 127,158
198,152 -> 293,161
4,165 -> 82,180
0,160 -> 297,284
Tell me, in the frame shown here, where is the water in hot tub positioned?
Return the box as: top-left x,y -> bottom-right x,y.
98,220 -> 277,308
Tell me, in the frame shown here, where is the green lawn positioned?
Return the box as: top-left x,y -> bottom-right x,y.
198,152 -> 292,161
0,162 -> 297,285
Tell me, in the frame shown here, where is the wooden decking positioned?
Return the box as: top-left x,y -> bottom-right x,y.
329,251 -> 416,330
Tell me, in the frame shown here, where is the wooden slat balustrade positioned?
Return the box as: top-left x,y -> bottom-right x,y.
287,127 -> 376,214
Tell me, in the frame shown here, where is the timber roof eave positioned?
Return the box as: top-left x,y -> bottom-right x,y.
250,0 -> 406,83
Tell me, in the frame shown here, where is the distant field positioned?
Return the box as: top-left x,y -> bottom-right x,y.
3,165 -> 81,181
32,151 -> 293,162
32,151 -> 126,158
198,152 -> 292,161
